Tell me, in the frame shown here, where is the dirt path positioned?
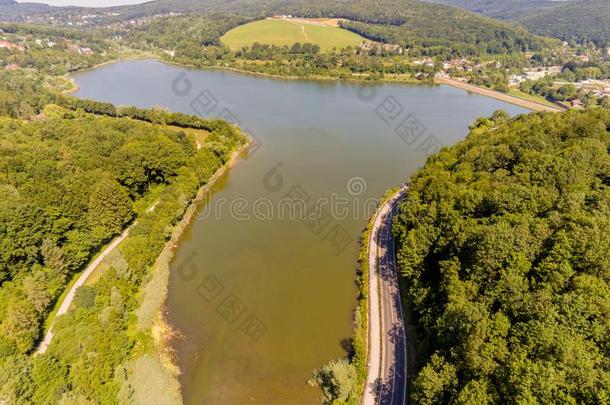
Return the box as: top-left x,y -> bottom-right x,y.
275,17 -> 343,27
36,201 -> 160,355
435,77 -> 564,112
300,25 -> 308,41
36,226 -> 132,354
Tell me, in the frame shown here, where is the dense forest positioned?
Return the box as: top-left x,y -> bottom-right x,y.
0,0 -> 608,403
158,0 -> 554,58
273,0 -> 555,56
0,68 -> 246,403
120,0 -> 558,81
426,0 -> 610,46
1,0 -> 607,47
123,14 -> 434,80
394,108 -> 610,403
125,13 -> 250,49
0,70 -> 56,118
420,0 -> 559,20
423,0 -> 610,46
519,0 -> 610,48
0,24 -> 114,74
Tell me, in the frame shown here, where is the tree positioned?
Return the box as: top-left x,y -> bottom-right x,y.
394,109 -> 610,403
2,299 -> 39,353
311,358 -> 359,404
88,177 -> 134,236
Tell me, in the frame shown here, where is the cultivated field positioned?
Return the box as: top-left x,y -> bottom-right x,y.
221,18 -> 366,52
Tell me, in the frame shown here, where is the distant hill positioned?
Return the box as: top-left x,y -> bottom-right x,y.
263,0 -> 557,55
419,0 -> 561,20
519,0 -> 610,46
0,1 -> 60,21
420,0 -> 610,46
0,0 -> 558,55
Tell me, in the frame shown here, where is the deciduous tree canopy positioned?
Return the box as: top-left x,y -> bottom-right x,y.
0,100 -> 245,403
394,108 -> 610,403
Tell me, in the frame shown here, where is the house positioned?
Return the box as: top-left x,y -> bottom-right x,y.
571,99 -> 583,108
413,58 -> 434,67
509,74 -> 525,86
523,70 -> 546,81
521,66 -> 562,81
67,44 -> 93,55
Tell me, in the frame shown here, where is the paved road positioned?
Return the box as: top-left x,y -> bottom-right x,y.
362,188 -> 408,405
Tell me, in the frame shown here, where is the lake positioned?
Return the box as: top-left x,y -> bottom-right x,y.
72,59 -> 528,405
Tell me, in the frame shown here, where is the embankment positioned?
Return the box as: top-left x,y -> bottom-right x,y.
132,138 -> 252,403
435,76 -> 565,112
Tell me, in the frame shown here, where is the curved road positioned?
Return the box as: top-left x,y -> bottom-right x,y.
36,226 -> 131,354
363,187 -> 408,405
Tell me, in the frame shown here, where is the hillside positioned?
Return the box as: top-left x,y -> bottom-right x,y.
0,1 -> 61,21
0,69 -> 247,404
394,108 -> 610,403
123,0 -> 556,58
269,0 -> 556,55
519,0 -> 610,46
419,0 -> 566,19
0,0 -> 556,56
420,0 -> 610,46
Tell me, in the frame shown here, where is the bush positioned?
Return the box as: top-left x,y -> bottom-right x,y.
311,358 -> 359,404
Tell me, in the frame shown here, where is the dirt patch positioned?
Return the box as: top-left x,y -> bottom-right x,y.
275,17 -> 345,27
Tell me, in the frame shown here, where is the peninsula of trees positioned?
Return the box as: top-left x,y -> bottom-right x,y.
394,108 -> 610,403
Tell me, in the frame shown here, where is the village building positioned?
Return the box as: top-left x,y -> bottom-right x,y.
521,66 -> 562,81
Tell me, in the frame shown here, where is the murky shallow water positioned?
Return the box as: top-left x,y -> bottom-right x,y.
73,60 -> 528,404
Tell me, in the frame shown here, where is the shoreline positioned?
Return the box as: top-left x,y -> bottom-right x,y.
135,136 -> 252,400
67,56 -> 569,114
163,57 -> 426,85
62,52 -> 161,94
68,52 -> 427,86
434,76 -> 566,112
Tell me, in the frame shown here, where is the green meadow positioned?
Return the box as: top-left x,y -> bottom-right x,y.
221,19 -> 366,52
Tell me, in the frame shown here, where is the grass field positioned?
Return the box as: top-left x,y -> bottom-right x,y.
221,18 -> 366,53
508,89 -> 562,108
